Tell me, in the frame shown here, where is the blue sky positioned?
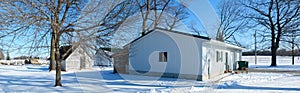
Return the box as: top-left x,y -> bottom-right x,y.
209,0 -> 220,8
181,0 -> 253,48
188,0 -> 220,38
1,0 -> 256,58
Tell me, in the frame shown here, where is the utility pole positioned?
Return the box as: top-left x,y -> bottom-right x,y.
254,30 -> 257,65
292,31 -> 295,65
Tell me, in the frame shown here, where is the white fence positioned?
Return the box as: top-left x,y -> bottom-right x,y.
242,56 -> 300,65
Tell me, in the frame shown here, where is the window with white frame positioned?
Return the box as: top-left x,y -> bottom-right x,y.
159,52 -> 167,62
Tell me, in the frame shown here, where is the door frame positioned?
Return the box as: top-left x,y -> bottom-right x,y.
225,52 -> 229,71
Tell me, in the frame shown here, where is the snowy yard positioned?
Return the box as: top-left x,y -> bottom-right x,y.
0,65 -> 206,92
244,56 -> 300,71
1,57 -> 300,93
215,72 -> 300,93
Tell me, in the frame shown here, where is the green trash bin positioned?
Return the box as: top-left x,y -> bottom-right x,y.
237,61 -> 248,70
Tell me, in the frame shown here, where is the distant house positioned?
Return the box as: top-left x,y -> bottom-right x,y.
60,45 -> 94,71
112,28 -> 244,81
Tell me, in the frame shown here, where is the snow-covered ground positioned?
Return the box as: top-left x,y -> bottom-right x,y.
0,65 -> 206,92
1,56 -> 300,93
215,72 -> 300,93
0,65 -> 84,92
244,56 -> 300,71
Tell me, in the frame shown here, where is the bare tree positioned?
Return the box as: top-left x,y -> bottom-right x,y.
135,0 -> 187,35
282,9 -> 300,65
216,0 -> 247,43
0,1 -> 51,60
164,1 -> 188,30
281,24 -> 300,65
189,23 -> 202,36
0,0 -> 189,86
0,0 -> 134,86
240,0 -> 300,66
136,0 -> 152,35
110,0 -> 189,48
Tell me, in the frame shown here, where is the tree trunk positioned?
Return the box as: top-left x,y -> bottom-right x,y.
49,32 -> 56,71
271,45 -> 277,66
292,53 -> 295,65
141,0 -> 151,36
55,34 -> 62,86
292,41 -> 295,65
271,49 -> 277,66
55,55 -> 62,86
271,30 -> 277,66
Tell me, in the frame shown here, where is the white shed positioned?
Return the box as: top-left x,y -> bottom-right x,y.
117,28 -> 243,81
60,45 -> 94,71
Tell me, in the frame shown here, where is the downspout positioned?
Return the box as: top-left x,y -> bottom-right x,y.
208,43 -> 212,79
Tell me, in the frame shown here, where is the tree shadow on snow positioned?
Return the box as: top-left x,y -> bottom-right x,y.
250,65 -> 300,69
26,66 -> 49,72
0,74 -> 83,92
99,70 -> 204,90
59,69 -> 206,92
218,83 -> 300,91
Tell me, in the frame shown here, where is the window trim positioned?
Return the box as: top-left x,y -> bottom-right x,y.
216,51 -> 219,62
216,50 -> 223,62
159,52 -> 168,62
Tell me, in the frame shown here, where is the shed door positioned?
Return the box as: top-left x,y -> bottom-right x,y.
225,52 -> 229,71
80,55 -> 85,69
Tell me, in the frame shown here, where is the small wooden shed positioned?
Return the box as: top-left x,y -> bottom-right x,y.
111,47 -> 129,74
